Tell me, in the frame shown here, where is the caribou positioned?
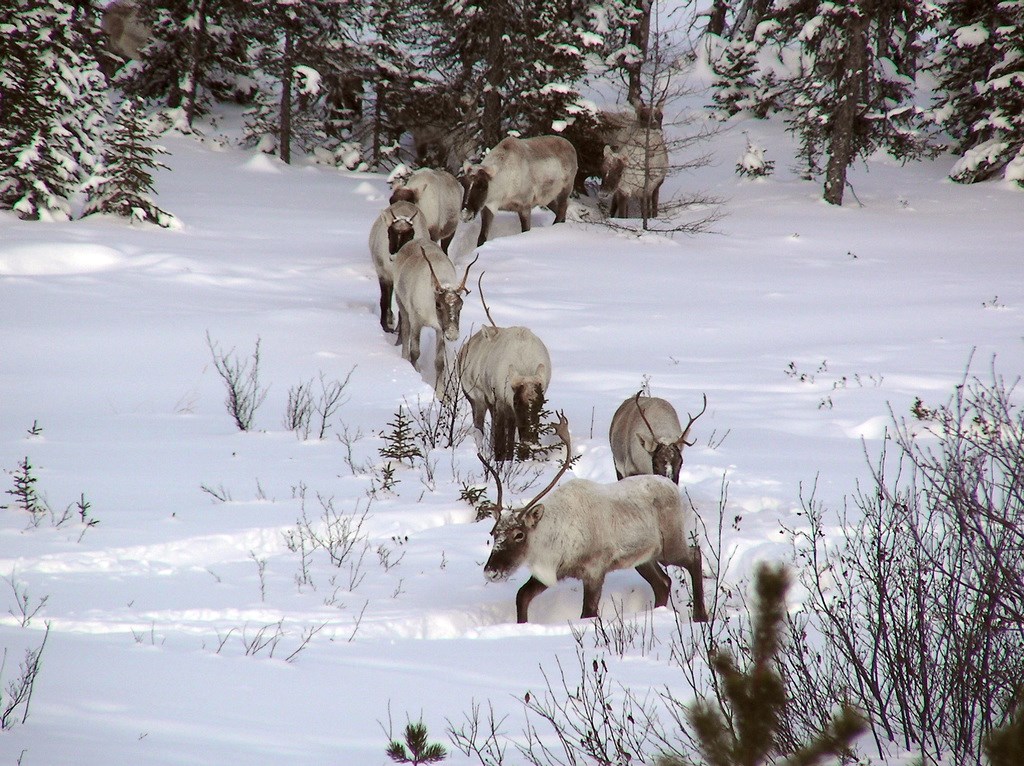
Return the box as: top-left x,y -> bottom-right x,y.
458,274 -> 551,461
481,415 -> 708,624
460,135 -> 578,247
600,117 -> 668,219
389,168 -> 462,253
393,241 -> 477,397
609,392 -> 707,484
101,0 -> 150,61
368,200 -> 430,333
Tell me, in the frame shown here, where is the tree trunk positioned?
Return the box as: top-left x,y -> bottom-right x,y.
184,0 -> 209,130
823,7 -> 868,206
707,0 -> 728,37
626,0 -> 652,106
482,5 -> 505,148
279,19 -> 293,164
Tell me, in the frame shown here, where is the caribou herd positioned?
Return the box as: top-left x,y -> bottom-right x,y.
99,0 -> 703,624
368,110 -> 710,626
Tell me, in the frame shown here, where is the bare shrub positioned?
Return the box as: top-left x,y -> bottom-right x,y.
206,332 -> 269,431
782,365 -> 1024,765
283,484 -> 372,591
447,699 -> 509,766
520,650 -> 662,766
285,367 -> 356,440
407,361 -> 472,452
5,573 -> 48,628
1,622 -> 50,729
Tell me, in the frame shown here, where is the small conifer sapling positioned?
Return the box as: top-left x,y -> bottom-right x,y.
386,720 -> 447,765
82,99 -> 178,228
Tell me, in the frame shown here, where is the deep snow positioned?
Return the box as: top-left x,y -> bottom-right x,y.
1,98 -> 1022,766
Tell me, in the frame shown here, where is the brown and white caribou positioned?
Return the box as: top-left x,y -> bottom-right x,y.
481,415 -> 708,624
457,275 -> 551,461
368,201 -> 430,333
609,392 -> 707,483
599,105 -> 669,219
460,135 -> 577,247
389,168 -> 462,253
393,241 -> 477,397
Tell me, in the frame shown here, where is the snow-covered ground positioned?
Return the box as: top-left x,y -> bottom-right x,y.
1,101 -> 1022,765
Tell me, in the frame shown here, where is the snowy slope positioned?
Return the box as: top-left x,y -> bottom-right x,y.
1,107 -> 1022,765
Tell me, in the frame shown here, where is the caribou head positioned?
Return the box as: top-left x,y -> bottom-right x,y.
387,207 -> 421,254
424,250 -> 477,342
459,165 -> 493,222
635,392 -> 706,484
481,413 -> 572,582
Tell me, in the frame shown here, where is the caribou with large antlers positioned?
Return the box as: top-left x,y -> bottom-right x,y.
481,414 -> 707,623
393,241 -> 477,397
609,392 -> 707,483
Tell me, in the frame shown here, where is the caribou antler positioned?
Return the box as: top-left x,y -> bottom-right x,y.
633,390 -> 657,438
457,253 -> 479,294
422,246 -> 443,291
476,451 -> 505,528
522,411 -> 572,511
679,393 -> 708,447
477,271 -> 498,327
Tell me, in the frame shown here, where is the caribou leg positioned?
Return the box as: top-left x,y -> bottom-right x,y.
635,561 -> 671,608
610,190 -> 629,219
651,180 -> 664,217
378,277 -> 394,332
440,231 -> 455,254
517,209 -> 531,233
516,576 -> 548,624
468,396 -> 488,435
492,402 -> 516,462
397,299 -> 411,357
550,189 -> 570,223
406,321 -> 421,369
476,207 -> 494,247
433,333 -> 446,398
580,574 -> 607,619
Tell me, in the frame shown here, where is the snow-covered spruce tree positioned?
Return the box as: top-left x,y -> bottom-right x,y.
117,0 -> 251,128
778,0 -> 937,204
707,27 -> 785,119
931,0 -> 1024,185
424,0 -> 601,149
82,99 -> 177,227
363,0 -> 425,169
243,0 -> 367,164
0,1 -> 108,221
706,0 -> 937,204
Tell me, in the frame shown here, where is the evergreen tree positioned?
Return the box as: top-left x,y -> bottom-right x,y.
243,0 -> 366,164
82,98 -> 177,227
0,0 -> 108,220
364,0 -> 424,168
707,0 -> 937,204
708,29 -> 784,120
424,0 -> 602,148
932,0 -> 1024,185
117,0 -> 251,127
930,0 -> 1008,157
